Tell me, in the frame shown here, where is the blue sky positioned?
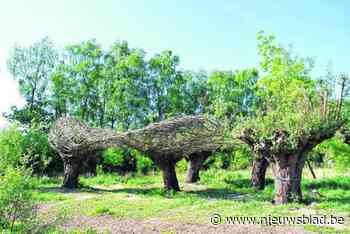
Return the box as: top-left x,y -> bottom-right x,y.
0,0 -> 349,126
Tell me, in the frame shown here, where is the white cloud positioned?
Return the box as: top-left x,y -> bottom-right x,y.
0,49 -> 25,128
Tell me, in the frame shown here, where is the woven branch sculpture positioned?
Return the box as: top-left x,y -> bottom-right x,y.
49,115 -> 225,190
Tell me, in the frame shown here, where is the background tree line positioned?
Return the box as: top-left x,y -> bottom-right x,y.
3,34 -> 350,179
3,37 -> 258,175
2,32 -> 350,231
6,37 -> 259,128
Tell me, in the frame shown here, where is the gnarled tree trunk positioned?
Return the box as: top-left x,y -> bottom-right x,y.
237,125 -> 341,205
156,155 -> 181,191
271,152 -> 306,204
293,154 -> 307,200
185,151 -> 211,183
62,157 -> 81,188
251,157 -> 269,190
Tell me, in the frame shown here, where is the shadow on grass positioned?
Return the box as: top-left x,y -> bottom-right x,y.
36,184 -> 267,202
37,177 -> 350,206
223,178 -> 274,188
309,196 -> 350,204
304,178 -> 350,190
302,178 -> 350,206
37,186 -> 173,196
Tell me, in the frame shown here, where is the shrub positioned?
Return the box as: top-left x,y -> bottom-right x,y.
0,125 -> 23,172
231,144 -> 252,170
101,148 -> 136,174
0,124 -> 62,176
0,167 -> 36,233
203,145 -> 252,171
131,149 -> 154,175
102,148 -> 125,167
176,159 -> 188,173
101,148 -> 154,175
21,126 -> 61,175
313,136 -> 350,171
204,150 -> 233,170
96,165 -> 104,175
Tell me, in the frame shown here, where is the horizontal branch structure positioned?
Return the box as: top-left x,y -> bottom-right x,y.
49,115 -> 225,190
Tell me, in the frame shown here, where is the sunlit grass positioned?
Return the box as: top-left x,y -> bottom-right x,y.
33,168 -> 350,233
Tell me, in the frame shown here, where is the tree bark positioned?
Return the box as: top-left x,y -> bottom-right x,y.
156,155 -> 181,191
185,151 -> 211,183
293,155 -> 306,200
62,157 -> 80,189
272,159 -> 296,205
251,157 -> 269,190
272,153 -> 305,204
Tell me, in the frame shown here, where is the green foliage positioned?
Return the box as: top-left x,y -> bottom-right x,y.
181,70 -> 209,115
101,147 -> 154,175
102,148 -> 125,167
7,37 -> 58,126
231,144 -> 252,170
313,136 -> 350,170
0,124 -> 61,175
176,159 -> 188,173
0,167 -> 36,233
203,145 -> 251,171
96,165 -> 104,175
101,147 -> 135,173
21,125 -> 61,175
0,125 -> 23,172
103,42 -> 149,129
208,68 -> 258,125
235,31 -> 340,153
4,104 -> 54,127
204,150 -> 233,170
256,31 -> 316,116
6,33 -> 350,177
212,151 -> 233,169
63,40 -> 104,125
148,50 -> 187,121
131,149 -> 154,175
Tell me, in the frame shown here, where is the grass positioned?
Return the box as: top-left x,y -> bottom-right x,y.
32,167 -> 350,233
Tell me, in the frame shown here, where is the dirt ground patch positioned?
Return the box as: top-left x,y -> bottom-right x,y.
59,215 -> 312,234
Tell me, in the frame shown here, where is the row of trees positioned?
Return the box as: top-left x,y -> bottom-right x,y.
4,32 -> 350,205
6,37 -> 258,131
5,37 -> 259,180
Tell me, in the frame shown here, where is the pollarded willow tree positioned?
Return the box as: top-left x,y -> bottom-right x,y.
235,31 -> 348,204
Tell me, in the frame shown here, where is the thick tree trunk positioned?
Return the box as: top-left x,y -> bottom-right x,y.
62,157 -> 80,189
251,157 -> 269,190
185,151 -> 211,183
272,159 -> 296,204
272,153 -> 306,204
159,162 -> 180,191
293,154 -> 307,200
156,155 -> 181,191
